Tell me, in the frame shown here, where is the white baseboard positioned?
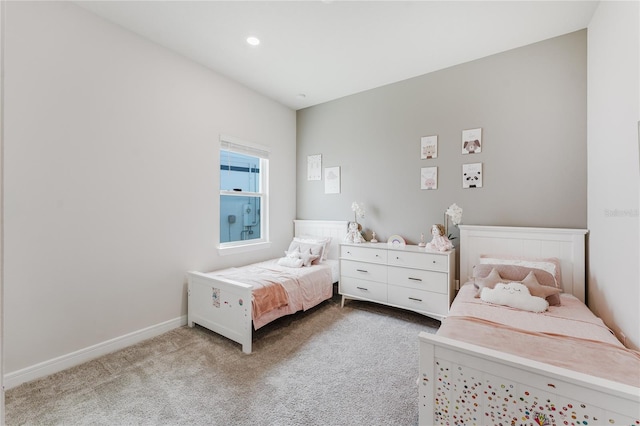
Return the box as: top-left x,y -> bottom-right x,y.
3,315 -> 187,390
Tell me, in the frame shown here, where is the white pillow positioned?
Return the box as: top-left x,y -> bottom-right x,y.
288,238 -> 326,264
294,236 -> 331,261
299,249 -> 320,267
277,255 -> 303,268
480,282 -> 549,313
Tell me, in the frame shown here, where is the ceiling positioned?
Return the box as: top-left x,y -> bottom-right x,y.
76,1 -> 599,110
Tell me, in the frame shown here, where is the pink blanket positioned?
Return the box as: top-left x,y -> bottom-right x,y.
438,283 -> 640,387
211,259 -> 333,329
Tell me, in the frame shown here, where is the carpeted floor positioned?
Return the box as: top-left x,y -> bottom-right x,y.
5,292 -> 440,425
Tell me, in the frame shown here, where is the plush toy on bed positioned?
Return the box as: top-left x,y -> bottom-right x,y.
480,282 -> 549,313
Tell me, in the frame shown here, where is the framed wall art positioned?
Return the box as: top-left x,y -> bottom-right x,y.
462,163 -> 483,188
420,135 -> 438,159
324,166 -> 341,194
421,167 -> 438,190
462,128 -> 482,154
307,154 -> 322,181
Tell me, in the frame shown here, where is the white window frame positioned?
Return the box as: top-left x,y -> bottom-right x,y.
218,135 -> 270,255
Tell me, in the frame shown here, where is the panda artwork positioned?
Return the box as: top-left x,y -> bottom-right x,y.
462,163 -> 483,188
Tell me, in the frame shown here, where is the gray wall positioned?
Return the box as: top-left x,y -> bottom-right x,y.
297,30 -> 587,247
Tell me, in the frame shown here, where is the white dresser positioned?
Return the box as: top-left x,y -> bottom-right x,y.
339,242 -> 455,321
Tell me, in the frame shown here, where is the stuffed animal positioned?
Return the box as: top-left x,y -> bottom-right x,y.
480,282 -> 549,313
425,224 -> 453,252
344,221 -> 366,243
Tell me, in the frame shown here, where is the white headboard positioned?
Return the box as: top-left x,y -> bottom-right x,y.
459,225 -> 589,303
294,220 -> 349,261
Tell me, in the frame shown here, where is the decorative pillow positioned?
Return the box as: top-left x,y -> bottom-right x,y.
520,271 -> 561,300
473,268 -> 504,298
480,282 -> 549,313
473,263 -> 561,306
299,249 -> 320,267
479,254 -> 562,289
277,255 -> 303,268
287,240 -> 325,264
284,247 -> 301,258
294,236 -> 332,261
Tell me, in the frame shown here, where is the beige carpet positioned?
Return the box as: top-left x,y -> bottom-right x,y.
6,293 -> 440,425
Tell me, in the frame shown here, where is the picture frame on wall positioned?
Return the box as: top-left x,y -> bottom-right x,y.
307,154 -> 322,181
324,166 -> 341,194
462,162 -> 483,188
420,166 -> 438,190
462,128 -> 482,154
420,135 -> 438,159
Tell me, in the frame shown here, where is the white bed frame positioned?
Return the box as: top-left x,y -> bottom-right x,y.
187,220 -> 348,354
419,225 -> 640,425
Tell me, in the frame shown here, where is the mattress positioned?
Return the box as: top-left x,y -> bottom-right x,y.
438,283 -> 640,387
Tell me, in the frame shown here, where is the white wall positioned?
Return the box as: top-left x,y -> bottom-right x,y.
3,1 -> 296,379
587,1 -> 640,349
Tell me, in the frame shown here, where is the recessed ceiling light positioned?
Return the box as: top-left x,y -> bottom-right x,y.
246,36 -> 260,46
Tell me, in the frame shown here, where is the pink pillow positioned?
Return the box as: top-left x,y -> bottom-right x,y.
473,264 -> 561,306
479,254 -> 562,289
473,268 -> 504,298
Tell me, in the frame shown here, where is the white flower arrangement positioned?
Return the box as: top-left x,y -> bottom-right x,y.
444,203 -> 463,240
351,202 -> 366,222
445,203 -> 463,226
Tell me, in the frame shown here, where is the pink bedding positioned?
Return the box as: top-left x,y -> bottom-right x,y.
209,259 -> 333,329
438,283 -> 640,387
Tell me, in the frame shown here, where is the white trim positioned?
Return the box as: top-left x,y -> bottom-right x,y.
3,316 -> 187,390
217,240 -> 271,256
220,134 -> 270,158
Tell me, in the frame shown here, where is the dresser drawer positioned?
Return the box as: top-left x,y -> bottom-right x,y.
340,260 -> 387,283
340,276 -> 387,303
387,250 -> 449,272
387,287 -> 449,316
387,266 -> 448,294
341,245 -> 387,263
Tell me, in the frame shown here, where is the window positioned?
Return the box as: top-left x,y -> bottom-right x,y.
219,136 -> 269,253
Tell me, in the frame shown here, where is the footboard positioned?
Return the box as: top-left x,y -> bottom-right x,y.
419,332 -> 640,425
187,271 -> 253,354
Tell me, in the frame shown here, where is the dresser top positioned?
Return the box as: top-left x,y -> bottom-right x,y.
340,242 -> 454,255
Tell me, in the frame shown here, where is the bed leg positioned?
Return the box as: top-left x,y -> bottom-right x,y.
341,295 -> 345,308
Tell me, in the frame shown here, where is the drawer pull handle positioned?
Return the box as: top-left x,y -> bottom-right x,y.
356,269 -> 368,273
432,260 -> 437,264
409,297 -> 423,302
408,277 -> 422,282
356,286 -> 369,291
